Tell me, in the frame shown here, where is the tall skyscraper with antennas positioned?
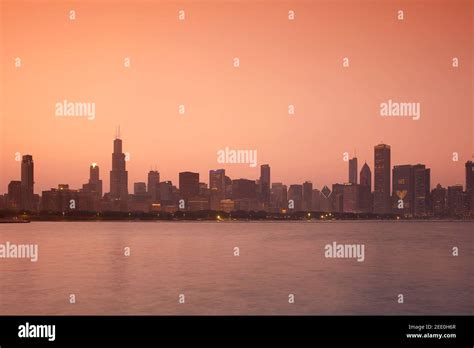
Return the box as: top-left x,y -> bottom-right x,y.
109,128 -> 128,200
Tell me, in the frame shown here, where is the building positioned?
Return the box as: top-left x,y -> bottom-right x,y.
109,134 -> 129,200
311,189 -> 321,211
342,183 -> 360,213
259,164 -> 271,207
320,185 -> 331,212
359,162 -> 372,213
466,161 -> 474,213
431,184 -> 447,216
302,181 -> 313,211
42,185 -> 100,212
413,164 -> 430,216
134,182 -> 147,195
392,165 -> 414,215
210,169 -> 226,210
82,163 -> 103,199
447,185 -> 464,216
179,172 -> 200,199
270,183 -> 287,212
288,184 -> 303,211
21,155 -> 34,211
331,184 -> 345,213
232,179 -> 257,199
7,181 -> 22,210
349,157 -> 358,184
373,144 -> 391,214
147,170 -> 160,202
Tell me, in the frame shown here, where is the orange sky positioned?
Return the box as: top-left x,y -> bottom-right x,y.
0,0 -> 472,194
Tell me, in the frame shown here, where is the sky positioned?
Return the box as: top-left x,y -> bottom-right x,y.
0,0 -> 472,194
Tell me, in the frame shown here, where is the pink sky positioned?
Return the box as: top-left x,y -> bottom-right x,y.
0,0 -> 472,194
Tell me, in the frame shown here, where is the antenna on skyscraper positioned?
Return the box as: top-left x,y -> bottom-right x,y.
118,125 -> 121,139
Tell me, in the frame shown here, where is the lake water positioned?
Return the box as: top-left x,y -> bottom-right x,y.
0,221 -> 472,315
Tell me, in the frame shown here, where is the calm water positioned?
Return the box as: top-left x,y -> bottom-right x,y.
0,221 -> 472,315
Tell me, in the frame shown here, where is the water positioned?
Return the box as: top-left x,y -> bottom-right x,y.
0,221 -> 472,315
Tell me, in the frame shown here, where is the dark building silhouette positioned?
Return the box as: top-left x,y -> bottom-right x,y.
20,155 -> 35,211
392,165 -> 414,215
270,183 -> 287,212
342,183 -> 361,213
432,184 -> 447,216
109,134 -> 129,200
374,144 -> 391,214
147,170 -> 160,202
179,172 -> 200,199
260,164 -> 271,207
349,157 -> 358,184
466,161 -> 474,213
209,169 -> 225,210
331,183 -> 345,213
82,163 -> 103,199
447,185 -> 464,216
302,181 -> 313,211
288,184 -> 303,211
360,162 -> 372,191
134,182 -> 147,195
8,180 -> 22,209
232,179 -> 257,199
413,164 -> 430,216
359,162 -> 372,212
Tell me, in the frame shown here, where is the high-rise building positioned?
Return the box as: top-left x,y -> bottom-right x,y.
349,157 -> 358,184
209,169 -> 225,210
311,189 -> 321,211
413,164 -> 430,216
447,185 -> 465,216
179,172 -> 200,199
392,165 -> 414,215
270,183 -> 287,212
359,162 -> 372,213
360,162 -> 372,191
432,184 -> 447,216
373,144 -> 391,214
302,181 -> 313,211
342,183 -> 360,213
159,181 -> 174,206
83,163 -> 103,198
7,180 -> 22,209
134,182 -> 147,195
466,161 -> 474,213
109,134 -> 129,200
260,164 -> 271,206
20,155 -> 34,211
288,184 -> 303,211
232,179 -> 257,199
147,170 -> 160,202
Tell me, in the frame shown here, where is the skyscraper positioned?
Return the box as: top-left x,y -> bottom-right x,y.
432,184 -> 447,216
109,134 -> 129,200
288,184 -> 303,211
360,162 -> 372,191
302,181 -> 313,211
413,164 -> 430,216
260,164 -> 270,206
20,155 -> 34,211
349,157 -> 358,184
179,172 -> 200,199
359,162 -> 372,213
147,170 -> 160,202
466,161 -> 474,213
373,144 -> 391,214
84,162 -> 103,198
209,169 -> 225,210
392,165 -> 414,215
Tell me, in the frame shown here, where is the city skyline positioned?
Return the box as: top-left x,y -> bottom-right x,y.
2,132 -> 474,217
0,0 -> 472,194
